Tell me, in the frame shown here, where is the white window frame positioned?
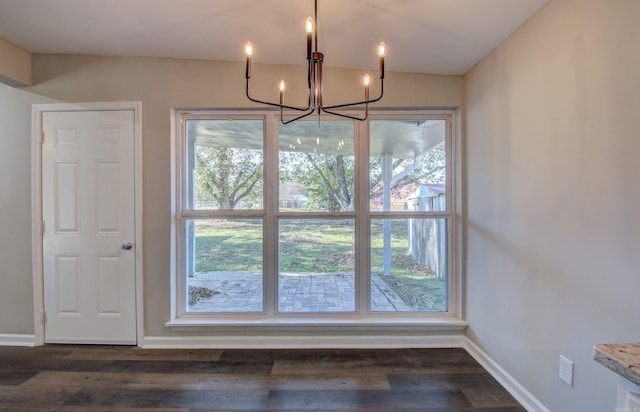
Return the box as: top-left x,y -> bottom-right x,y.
168,108 -> 460,327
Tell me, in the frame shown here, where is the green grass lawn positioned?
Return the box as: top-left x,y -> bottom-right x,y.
194,219 -> 263,272
370,219 -> 447,311
193,219 -> 446,311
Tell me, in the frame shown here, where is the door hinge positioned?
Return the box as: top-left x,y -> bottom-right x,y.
41,312 -> 46,324
39,221 -> 45,235
40,130 -> 45,144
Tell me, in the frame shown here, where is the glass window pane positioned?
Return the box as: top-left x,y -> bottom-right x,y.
370,218 -> 448,312
369,120 -> 447,212
187,119 -> 263,210
186,219 -> 263,313
278,219 -> 355,312
279,121 -> 355,212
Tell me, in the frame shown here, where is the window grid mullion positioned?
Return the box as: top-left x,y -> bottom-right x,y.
264,113 -> 278,315
176,114 -> 188,316
355,119 -> 370,314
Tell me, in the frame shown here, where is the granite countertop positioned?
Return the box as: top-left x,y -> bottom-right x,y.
594,343 -> 640,386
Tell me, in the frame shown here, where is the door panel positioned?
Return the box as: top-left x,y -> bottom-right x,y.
55,254 -> 80,314
54,161 -> 80,233
42,110 -> 136,344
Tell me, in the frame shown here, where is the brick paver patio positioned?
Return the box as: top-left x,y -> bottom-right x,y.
187,272 -> 411,312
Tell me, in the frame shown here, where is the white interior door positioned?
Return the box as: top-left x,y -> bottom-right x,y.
42,110 -> 136,344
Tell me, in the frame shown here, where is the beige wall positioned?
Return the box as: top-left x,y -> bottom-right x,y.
2,54 -> 461,337
0,37 -> 31,87
464,0 -> 640,410
0,83 -> 55,335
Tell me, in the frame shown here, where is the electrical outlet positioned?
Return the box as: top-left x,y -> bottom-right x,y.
559,355 -> 574,386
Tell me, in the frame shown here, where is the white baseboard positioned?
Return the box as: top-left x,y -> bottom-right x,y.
464,337 -> 550,412
0,334 -> 36,347
143,333 -> 465,349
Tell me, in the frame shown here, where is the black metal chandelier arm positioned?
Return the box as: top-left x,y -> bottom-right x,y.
321,79 -> 384,110
320,107 -> 369,121
245,79 -> 311,112
279,59 -> 318,124
280,108 -> 318,124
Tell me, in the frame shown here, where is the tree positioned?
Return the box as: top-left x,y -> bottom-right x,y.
295,153 -> 354,212
195,146 -> 263,210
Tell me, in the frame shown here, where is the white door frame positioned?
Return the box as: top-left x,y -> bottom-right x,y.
31,102 -> 144,346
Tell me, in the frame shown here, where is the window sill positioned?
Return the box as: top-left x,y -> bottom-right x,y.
158,315 -> 467,348
165,314 -> 467,331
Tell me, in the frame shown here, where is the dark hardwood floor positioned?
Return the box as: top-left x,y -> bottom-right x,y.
0,345 -> 525,411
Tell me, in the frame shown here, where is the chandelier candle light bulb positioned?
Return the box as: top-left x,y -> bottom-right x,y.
279,80 -> 285,105
244,42 -> 253,78
305,17 -> 314,59
378,42 -> 386,78
363,74 -> 370,101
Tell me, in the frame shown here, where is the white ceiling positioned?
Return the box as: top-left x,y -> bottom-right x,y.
0,0 -> 548,75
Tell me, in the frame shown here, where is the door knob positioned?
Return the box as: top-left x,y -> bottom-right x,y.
121,242 -> 133,250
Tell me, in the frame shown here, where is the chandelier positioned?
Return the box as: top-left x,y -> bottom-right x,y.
244,0 -> 386,124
